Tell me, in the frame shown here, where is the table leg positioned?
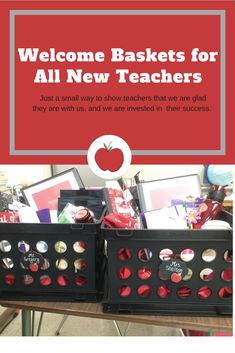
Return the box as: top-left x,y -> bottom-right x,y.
55,315 -> 69,336
113,320 -> 122,336
21,309 -> 32,336
36,312 -> 44,336
113,320 -> 131,336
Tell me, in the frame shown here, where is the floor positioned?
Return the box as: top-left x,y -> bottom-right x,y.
0,306 -> 182,336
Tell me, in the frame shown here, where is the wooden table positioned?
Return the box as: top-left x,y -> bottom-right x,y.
0,300 -> 232,336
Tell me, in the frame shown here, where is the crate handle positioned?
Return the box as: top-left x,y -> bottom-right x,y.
70,224 -> 85,230
116,230 -> 133,237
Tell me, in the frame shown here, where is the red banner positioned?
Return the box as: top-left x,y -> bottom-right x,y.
0,1 -> 234,164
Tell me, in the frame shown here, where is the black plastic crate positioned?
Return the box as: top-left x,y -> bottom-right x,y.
102,211 -> 232,316
0,219 -> 105,302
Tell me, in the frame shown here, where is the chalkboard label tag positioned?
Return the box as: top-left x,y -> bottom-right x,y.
20,251 -> 44,270
159,259 -> 188,282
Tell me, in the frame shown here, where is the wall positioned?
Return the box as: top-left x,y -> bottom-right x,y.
0,165 -> 52,188
53,164 -> 205,187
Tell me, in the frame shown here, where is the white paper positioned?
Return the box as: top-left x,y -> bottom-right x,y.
19,206 -> 40,223
143,206 -> 188,229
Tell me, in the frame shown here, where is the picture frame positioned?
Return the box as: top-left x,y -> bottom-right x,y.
137,174 -> 201,212
22,168 -> 84,211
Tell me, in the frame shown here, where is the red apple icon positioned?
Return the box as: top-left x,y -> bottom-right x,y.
95,142 -> 124,172
88,135 -> 132,178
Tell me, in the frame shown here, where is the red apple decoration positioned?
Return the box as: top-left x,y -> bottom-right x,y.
29,263 -> 39,272
95,142 -> 124,172
171,273 -> 182,283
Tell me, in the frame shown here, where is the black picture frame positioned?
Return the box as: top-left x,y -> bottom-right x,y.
137,174 -> 201,212
22,168 -> 84,211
